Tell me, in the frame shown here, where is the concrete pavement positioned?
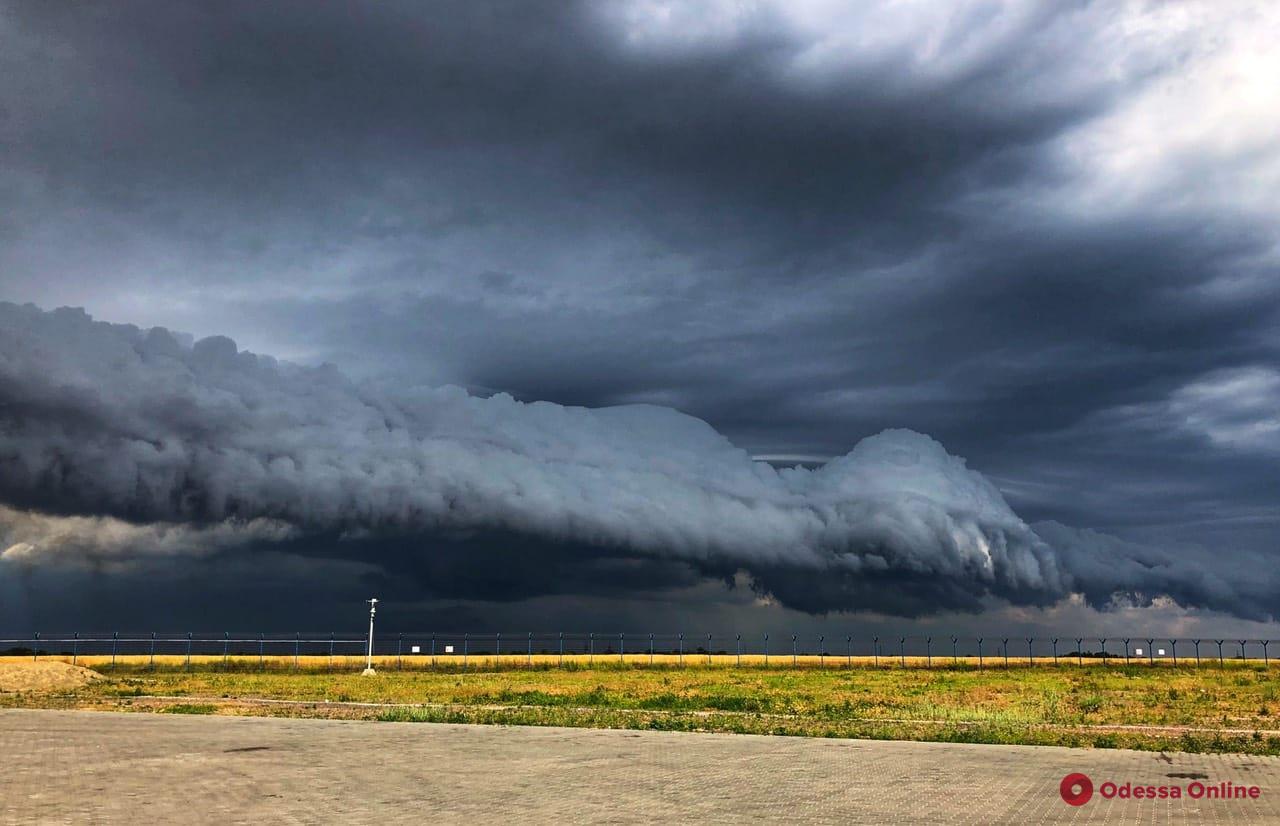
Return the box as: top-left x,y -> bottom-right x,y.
2,709 -> 1279,824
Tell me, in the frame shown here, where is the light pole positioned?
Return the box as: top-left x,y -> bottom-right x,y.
362,598 -> 378,676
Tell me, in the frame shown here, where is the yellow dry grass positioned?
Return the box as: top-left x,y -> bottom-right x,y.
0,660 -> 104,693
5,654 -> 1278,754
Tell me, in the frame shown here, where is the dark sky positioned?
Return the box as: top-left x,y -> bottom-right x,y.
1,1 -> 1278,637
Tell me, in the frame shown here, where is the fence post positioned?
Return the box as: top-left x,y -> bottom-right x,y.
150,632 -> 156,669
72,632 -> 79,666
111,631 -> 118,671
186,632 -> 193,670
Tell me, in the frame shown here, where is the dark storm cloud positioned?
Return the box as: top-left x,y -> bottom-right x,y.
1,2 -> 1105,214
5,302 -> 1280,624
1,1 -> 1278,629
0,303 -> 1069,608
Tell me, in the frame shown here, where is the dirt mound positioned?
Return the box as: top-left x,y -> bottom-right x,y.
0,660 -> 104,693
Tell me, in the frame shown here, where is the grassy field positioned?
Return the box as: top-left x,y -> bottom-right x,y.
5,655 -> 1280,755
21,650 -> 1267,669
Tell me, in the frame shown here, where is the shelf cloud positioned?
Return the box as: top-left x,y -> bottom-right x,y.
3,302 -> 1274,620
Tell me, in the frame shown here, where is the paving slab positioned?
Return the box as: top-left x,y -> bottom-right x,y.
2,709 -> 1278,824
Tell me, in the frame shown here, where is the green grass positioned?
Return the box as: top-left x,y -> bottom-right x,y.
159,703 -> 218,715
11,661 -> 1280,755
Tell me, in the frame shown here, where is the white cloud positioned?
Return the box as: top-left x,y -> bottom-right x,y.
0,504 -> 296,571
1168,367 -> 1280,452
1052,1 -> 1280,222
596,0 -> 1173,106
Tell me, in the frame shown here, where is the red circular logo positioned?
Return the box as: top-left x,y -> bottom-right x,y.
1060,773 -> 1093,806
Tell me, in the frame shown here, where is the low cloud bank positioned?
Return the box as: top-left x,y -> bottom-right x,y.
1034,520 -> 1278,622
0,303 -> 1272,618
0,504 -> 295,570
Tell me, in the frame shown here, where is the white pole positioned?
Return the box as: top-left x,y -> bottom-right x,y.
362,598 -> 378,676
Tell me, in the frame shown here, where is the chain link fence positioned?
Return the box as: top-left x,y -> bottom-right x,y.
2,632 -> 1276,669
